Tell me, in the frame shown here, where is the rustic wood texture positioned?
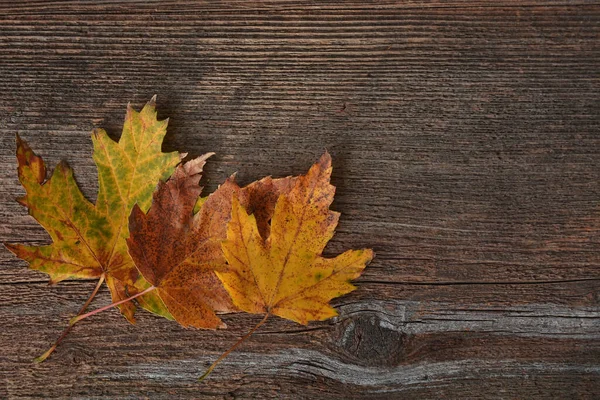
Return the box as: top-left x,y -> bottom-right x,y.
1,1 -> 599,398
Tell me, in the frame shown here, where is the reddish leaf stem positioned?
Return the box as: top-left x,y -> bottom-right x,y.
34,273 -> 106,363
69,285 -> 156,326
199,312 -> 270,382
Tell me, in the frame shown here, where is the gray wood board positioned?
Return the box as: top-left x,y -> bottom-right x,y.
0,1 -> 599,398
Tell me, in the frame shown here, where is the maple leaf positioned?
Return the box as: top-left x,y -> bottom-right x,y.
220,152 -> 373,322
5,97 -> 181,360
125,155 -> 237,329
200,152 -> 373,379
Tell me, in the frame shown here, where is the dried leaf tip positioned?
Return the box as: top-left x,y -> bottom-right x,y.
15,134 -> 47,185
317,149 -> 332,169
193,151 -> 216,166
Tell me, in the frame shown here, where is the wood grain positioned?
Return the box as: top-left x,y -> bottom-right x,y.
0,1 -> 599,398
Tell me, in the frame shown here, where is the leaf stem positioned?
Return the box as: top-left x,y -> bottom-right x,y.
199,312 -> 270,382
69,285 -> 156,326
34,274 -> 106,363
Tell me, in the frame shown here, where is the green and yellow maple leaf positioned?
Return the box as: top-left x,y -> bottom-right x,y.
6,97 -> 181,333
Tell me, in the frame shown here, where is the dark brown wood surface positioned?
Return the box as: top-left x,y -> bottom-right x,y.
1,1 -> 599,398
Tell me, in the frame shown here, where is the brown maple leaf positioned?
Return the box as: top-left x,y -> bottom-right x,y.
125,155 -> 238,329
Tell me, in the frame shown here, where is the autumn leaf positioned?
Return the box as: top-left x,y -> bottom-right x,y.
200,152 -> 373,379
5,97 -> 182,361
221,152 -> 373,321
125,155 -> 237,329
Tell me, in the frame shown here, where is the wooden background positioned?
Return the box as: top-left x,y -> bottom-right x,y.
1,1 -> 599,398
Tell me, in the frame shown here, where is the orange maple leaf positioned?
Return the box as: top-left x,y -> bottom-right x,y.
201,152 -> 374,379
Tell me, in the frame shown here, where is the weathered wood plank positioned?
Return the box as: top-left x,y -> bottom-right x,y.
0,0 -> 599,398
1,282 -> 599,398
